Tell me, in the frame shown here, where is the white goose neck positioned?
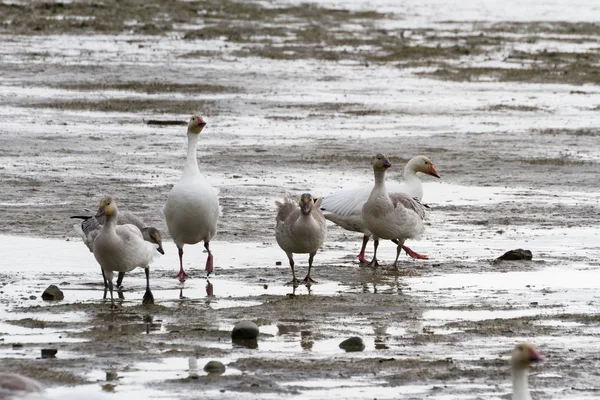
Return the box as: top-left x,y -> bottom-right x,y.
183,132 -> 200,176
512,368 -> 531,400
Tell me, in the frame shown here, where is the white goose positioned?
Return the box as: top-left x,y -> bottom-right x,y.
163,116 -> 219,281
92,196 -> 158,307
72,206 -> 164,288
321,155 -> 439,263
511,343 -> 543,400
361,154 -> 427,268
275,193 -> 327,285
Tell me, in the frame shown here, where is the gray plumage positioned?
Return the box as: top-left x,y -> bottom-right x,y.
362,154 -> 427,269
275,193 -> 327,285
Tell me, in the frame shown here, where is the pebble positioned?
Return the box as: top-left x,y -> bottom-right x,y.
232,320 -> 259,340
41,285 -> 64,301
204,360 -> 226,374
339,336 -> 365,352
105,371 -> 118,381
496,248 -> 533,261
41,348 -> 57,359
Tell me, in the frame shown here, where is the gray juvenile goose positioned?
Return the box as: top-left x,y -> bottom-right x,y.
275,193 -> 327,285
362,154 -> 427,269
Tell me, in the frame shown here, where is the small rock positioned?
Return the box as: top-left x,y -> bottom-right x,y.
105,371 -> 118,381
29,295 -> 37,300
12,343 -> 23,349
339,336 -> 365,352
496,249 -> 533,261
41,285 -> 64,301
102,384 -> 115,392
204,360 -> 226,374
275,261 -> 282,266
232,320 -> 259,340
41,348 -> 57,359
263,284 -> 268,290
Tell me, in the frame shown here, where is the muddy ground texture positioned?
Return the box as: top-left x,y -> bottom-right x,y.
1,0 -> 600,398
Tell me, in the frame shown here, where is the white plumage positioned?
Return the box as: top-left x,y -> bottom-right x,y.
163,116 -> 219,281
92,196 -> 158,307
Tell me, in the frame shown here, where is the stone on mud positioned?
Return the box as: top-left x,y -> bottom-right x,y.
41,285 -> 64,300
41,348 -> 57,359
204,360 -> 226,374
339,336 -> 365,352
496,249 -> 533,261
232,320 -> 259,340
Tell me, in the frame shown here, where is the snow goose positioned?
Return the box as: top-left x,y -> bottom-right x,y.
72,206 -> 164,288
361,154 -> 427,268
163,116 -> 219,281
275,193 -> 327,285
321,155 -> 439,263
92,196 -> 158,307
511,343 -> 543,400
0,372 -> 43,397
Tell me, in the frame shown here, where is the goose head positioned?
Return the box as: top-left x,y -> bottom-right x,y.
188,115 -> 207,134
372,153 -> 392,171
145,227 -> 165,255
511,343 -> 543,370
299,193 -> 315,215
408,155 -> 440,178
99,196 -> 117,217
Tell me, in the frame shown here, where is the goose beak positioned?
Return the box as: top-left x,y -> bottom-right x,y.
383,160 -> 392,169
428,165 -> 441,178
302,204 -> 311,214
199,121 -> 207,128
529,349 -> 543,362
157,243 -> 165,255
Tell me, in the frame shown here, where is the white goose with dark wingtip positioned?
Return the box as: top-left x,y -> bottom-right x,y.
163,116 -> 219,281
361,154 -> 427,268
321,155 -> 439,263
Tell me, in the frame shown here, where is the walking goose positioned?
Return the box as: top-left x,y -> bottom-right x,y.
361,154 -> 427,268
163,116 -> 219,281
321,155 -> 439,263
92,196 -> 158,307
72,206 -> 164,288
275,193 -> 327,285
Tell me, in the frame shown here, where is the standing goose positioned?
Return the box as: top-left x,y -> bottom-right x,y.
92,196 -> 158,307
163,116 -> 219,281
321,155 -> 439,263
362,154 -> 427,269
511,343 -> 543,400
275,193 -> 327,285
72,206 -> 164,288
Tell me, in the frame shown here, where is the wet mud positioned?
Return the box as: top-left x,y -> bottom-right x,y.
1,0 -> 600,398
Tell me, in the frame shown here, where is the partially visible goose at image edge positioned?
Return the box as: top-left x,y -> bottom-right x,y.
92,196 -> 159,308
0,372 -> 43,397
163,116 -> 220,282
361,154 -> 427,269
275,193 -> 327,286
322,155 -> 439,263
71,206 -> 164,288
511,343 -> 543,400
